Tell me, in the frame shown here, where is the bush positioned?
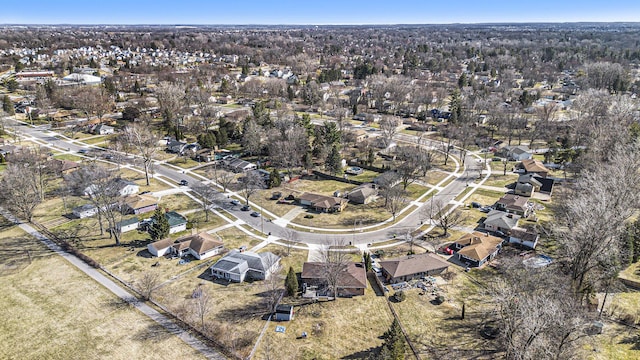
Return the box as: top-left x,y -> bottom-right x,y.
394,291 -> 406,302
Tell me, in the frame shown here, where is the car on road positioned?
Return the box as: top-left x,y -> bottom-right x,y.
250,211 -> 260,217
241,205 -> 251,211
179,180 -> 189,186
78,149 -> 88,154
230,199 -> 240,206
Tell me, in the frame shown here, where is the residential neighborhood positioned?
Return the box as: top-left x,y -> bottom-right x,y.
1,15 -> 640,360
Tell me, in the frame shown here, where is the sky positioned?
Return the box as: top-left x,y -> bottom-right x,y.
2,0 -> 640,25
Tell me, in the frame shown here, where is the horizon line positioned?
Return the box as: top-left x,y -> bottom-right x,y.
2,21 -> 640,27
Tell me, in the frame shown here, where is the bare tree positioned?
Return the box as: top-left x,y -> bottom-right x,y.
487,260 -> 589,360
138,271 -> 161,301
192,183 -> 218,222
379,116 -> 400,149
213,169 -> 235,193
384,186 -> 408,222
318,238 -> 351,298
121,124 -> 160,186
431,199 -> 466,237
66,164 -> 125,244
262,257 -> 284,313
241,118 -> 263,157
236,170 -> 264,205
0,163 -> 43,222
155,81 -> 186,136
191,286 -> 212,331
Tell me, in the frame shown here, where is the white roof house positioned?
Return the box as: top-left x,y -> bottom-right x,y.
62,73 -> 102,85
210,250 -> 280,283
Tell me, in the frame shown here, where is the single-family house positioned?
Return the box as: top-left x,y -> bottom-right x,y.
274,304 -> 294,321
122,195 -> 158,215
93,124 -> 115,135
116,217 -> 139,233
297,192 -> 347,213
509,227 -> 540,249
84,178 -> 139,197
452,232 -> 504,267
514,174 -> 543,197
346,183 -> 378,205
301,262 -> 367,297
47,159 -> 79,176
165,211 -> 188,234
209,250 -> 281,282
483,210 -> 521,234
147,232 -> 224,260
494,194 -> 531,216
147,237 -> 175,257
502,145 -> 532,161
518,159 -> 550,178
224,157 -> 257,173
166,139 -> 187,154
193,148 -> 216,162
378,253 -> 450,283
72,203 -> 98,219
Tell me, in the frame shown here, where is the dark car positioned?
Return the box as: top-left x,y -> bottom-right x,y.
241,205 -> 251,211
179,180 -> 189,186
250,211 -> 260,217
78,149 -> 88,154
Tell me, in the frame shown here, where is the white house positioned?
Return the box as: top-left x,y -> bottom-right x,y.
93,124 -> 115,135
165,211 -> 188,234
147,232 -> 224,260
72,204 -> 98,219
509,227 -> 540,249
116,217 -> 139,233
84,178 -> 140,197
484,210 -> 520,234
210,250 -> 280,282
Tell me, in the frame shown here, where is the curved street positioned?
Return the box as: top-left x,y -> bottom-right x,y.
5,117 -> 490,247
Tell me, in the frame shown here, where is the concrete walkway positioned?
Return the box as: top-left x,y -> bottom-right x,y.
272,207 -> 305,227
0,208 -> 226,360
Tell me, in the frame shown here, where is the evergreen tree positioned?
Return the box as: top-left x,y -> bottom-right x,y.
269,168 -> 282,188
2,95 -> 14,115
149,208 -> 170,241
285,266 -> 298,297
367,147 -> 376,167
364,252 -> 372,271
326,145 -> 342,175
379,318 -> 407,360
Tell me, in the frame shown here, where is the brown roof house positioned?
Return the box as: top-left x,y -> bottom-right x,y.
47,159 -> 79,176
378,253 -> 450,283
301,262 -> 367,297
494,194 -> 532,217
508,227 -> 540,249
346,183 -> 378,205
297,192 -> 347,213
518,159 -> 550,178
122,195 -> 158,215
147,232 -> 224,260
452,232 -> 504,267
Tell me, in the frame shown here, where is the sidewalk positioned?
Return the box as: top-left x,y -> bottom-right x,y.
0,208 -> 225,360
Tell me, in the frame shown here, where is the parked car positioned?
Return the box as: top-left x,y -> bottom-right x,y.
78,149 -> 88,154
241,205 -> 251,211
179,180 -> 189,186
471,202 -> 482,208
230,199 -> 240,206
250,211 -> 261,217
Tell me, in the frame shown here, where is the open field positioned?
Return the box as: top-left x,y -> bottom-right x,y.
391,268 -> 497,358
157,193 -> 201,213
283,178 -> 356,197
482,173 -> 519,189
291,201 -> 391,229
0,219 -> 206,360
253,287 -> 393,360
215,227 -> 262,251
463,189 -> 505,208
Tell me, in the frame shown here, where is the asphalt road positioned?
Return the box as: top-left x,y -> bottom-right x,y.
6,117 -> 485,246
